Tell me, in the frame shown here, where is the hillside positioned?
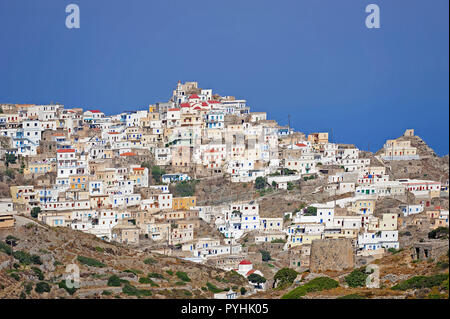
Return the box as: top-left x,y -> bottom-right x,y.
248,243 -> 449,299
0,217 -> 248,299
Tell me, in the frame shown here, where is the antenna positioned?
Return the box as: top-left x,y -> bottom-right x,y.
288,114 -> 293,148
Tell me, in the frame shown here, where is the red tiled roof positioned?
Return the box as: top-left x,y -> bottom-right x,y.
209,100 -> 220,104
296,143 -> 307,147
239,260 -> 252,265
201,102 -> 208,106
180,103 -> 191,108
189,94 -> 200,99
88,110 -> 102,113
193,107 -> 202,110
246,269 -> 256,276
120,152 -> 137,157
169,108 -> 180,111
108,132 -> 119,134
57,149 -> 75,153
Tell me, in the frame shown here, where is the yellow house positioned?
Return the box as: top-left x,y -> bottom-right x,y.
307,132 -> 329,144
289,234 -> 321,248
10,186 -> 36,204
349,199 -> 376,215
379,213 -> 398,231
172,196 -> 197,210
25,162 -> 55,176
70,175 -> 89,190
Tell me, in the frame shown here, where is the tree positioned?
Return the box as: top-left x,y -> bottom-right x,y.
345,268 -> 369,288
240,287 -> 247,295
260,249 -> 271,262
248,273 -> 266,284
304,206 -> 317,216
428,227 -> 449,240
175,180 -> 196,197
5,235 -> 19,246
151,166 -> 165,184
31,207 -> 42,219
271,181 -> 277,188
274,268 -> 298,287
35,282 -> 50,294
5,153 -> 16,167
254,177 -> 266,189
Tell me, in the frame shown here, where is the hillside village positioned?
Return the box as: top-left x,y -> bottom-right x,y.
0,81 -> 448,299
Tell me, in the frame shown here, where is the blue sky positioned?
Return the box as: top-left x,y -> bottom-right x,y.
0,0 -> 448,155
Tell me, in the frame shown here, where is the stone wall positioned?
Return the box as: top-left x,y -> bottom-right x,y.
309,238 -> 354,272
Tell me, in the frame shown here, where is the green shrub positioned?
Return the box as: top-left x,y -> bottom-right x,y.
148,272 -> 165,279
345,268 -> 369,288
122,284 -> 138,296
13,251 -> 42,265
441,278 -> 448,291
35,282 -> 51,294
175,281 -> 187,286
107,275 -> 123,287
436,261 -> 449,270
77,255 -> 105,268
138,277 -> 153,284
175,180 -> 197,197
10,273 -> 20,281
176,271 -> 191,282
304,206 -> 317,216
271,238 -> 286,244
143,257 -> 157,265
151,166 -> 165,184
206,282 -> 222,293
32,267 -> 44,280
5,235 -> 18,245
281,277 -> 339,299
274,268 -> 298,287
392,274 -> 449,291
428,227 -> 449,240
254,177 -> 267,189
240,287 -> 247,295
102,290 -> 112,296
94,246 -> 104,253
166,270 -> 174,276
24,282 -> 33,295
0,241 -> 12,255
124,269 -> 142,276
58,280 -> 78,295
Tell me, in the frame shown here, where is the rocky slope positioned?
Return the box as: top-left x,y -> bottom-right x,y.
0,217 -> 248,299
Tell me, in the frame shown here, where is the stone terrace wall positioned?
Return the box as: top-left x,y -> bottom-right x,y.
309,238 -> 354,272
